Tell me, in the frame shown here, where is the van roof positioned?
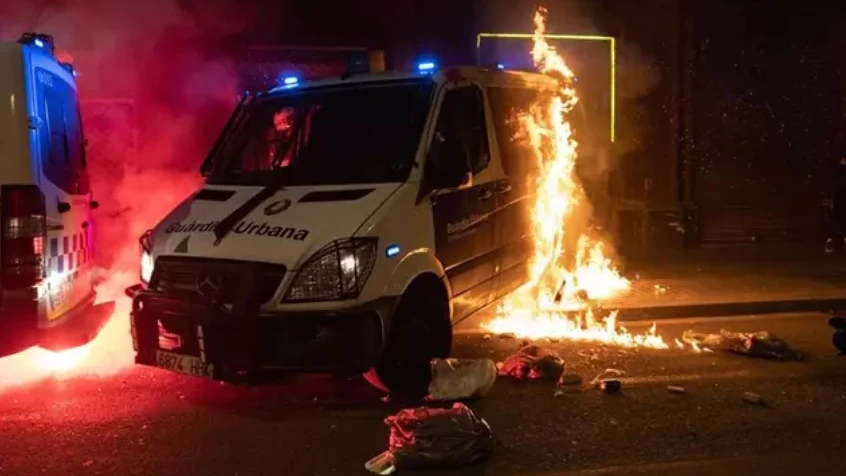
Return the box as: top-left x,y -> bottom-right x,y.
266,65 -> 558,95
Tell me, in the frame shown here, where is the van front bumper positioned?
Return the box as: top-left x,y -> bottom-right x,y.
126,284 -> 392,384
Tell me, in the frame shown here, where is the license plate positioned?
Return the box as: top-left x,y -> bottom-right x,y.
155,350 -> 214,379
47,280 -> 75,320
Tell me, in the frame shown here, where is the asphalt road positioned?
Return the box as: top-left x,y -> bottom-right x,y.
1,312 -> 845,476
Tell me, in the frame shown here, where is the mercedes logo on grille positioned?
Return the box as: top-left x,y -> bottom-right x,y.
196,270 -> 224,299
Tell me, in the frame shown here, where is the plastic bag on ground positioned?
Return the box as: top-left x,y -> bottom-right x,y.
426,358 -> 497,401
497,344 -> 565,380
682,329 -> 803,360
366,402 -> 494,474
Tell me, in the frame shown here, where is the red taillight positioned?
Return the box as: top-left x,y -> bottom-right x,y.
1,185 -> 47,290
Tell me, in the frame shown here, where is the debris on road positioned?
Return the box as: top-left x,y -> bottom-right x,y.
829,317 -> 846,354
742,392 -> 765,405
497,345 -> 565,381
366,403 -> 493,474
599,379 -> 622,393
667,385 -> 686,394
553,387 -> 580,397
682,329 -> 803,360
589,368 -> 626,386
426,358 -> 497,401
557,373 -> 583,386
498,332 -> 516,339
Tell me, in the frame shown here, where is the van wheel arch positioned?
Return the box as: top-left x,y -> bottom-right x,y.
363,272 -> 452,394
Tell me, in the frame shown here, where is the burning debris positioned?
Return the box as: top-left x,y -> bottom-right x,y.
481,7 -> 675,350
366,403 -> 494,474
681,330 -> 803,361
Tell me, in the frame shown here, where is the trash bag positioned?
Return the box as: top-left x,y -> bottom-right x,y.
498,344 -> 565,380
366,403 -> 494,474
682,329 -> 803,360
426,358 -> 498,401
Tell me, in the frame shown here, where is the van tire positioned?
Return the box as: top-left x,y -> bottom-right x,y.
363,276 -> 452,395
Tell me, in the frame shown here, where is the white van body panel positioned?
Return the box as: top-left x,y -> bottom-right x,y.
0,40 -> 95,328
151,183 -> 401,268
348,183 -> 450,302
24,44 -> 95,328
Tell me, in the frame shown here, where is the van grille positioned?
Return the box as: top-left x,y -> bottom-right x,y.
150,256 -> 286,305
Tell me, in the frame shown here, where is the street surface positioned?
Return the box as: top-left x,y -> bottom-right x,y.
1,312 -> 845,476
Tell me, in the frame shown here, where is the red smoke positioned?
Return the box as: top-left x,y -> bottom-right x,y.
0,0 -> 254,389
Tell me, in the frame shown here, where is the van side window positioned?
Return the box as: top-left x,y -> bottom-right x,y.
487,86 -> 544,180
37,67 -> 89,195
433,85 -> 490,175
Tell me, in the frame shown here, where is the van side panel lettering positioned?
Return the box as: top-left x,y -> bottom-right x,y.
233,221 -> 250,234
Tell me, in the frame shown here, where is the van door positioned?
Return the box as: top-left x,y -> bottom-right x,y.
487,86 -> 542,299
425,83 -> 498,322
31,65 -> 95,325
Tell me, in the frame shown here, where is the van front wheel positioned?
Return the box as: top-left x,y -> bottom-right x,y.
363,277 -> 452,395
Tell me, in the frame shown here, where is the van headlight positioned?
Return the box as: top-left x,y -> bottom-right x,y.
283,238 -> 378,302
140,229 -> 154,284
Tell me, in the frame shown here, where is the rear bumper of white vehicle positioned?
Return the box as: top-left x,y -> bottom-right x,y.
0,290 -> 113,358
126,283 -> 393,384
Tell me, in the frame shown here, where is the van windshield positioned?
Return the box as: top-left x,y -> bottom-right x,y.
205,79 -> 435,186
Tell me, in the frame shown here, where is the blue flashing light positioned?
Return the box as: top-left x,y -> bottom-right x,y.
386,244 -> 401,258
417,61 -> 436,73
283,76 -> 298,85
34,38 -> 44,48
497,63 -> 505,70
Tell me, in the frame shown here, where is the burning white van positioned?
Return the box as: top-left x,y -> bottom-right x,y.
125,62 -> 557,392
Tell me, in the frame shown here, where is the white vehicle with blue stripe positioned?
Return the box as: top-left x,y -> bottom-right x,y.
126,60 -> 556,393
0,33 -> 112,358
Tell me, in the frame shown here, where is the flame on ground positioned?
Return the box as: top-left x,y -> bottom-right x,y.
483,7 -> 669,349
0,269 -> 136,392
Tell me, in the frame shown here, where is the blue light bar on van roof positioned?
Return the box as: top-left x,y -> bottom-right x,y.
283,76 -> 298,86
497,63 -> 505,70
18,33 -> 55,54
417,61 -> 436,74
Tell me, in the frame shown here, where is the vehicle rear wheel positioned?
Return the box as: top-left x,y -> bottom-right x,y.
363,276 -> 452,395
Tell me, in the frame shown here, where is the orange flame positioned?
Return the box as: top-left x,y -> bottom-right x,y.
483,7 -> 668,349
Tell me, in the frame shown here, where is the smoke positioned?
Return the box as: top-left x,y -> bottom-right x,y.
0,0 -> 255,389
